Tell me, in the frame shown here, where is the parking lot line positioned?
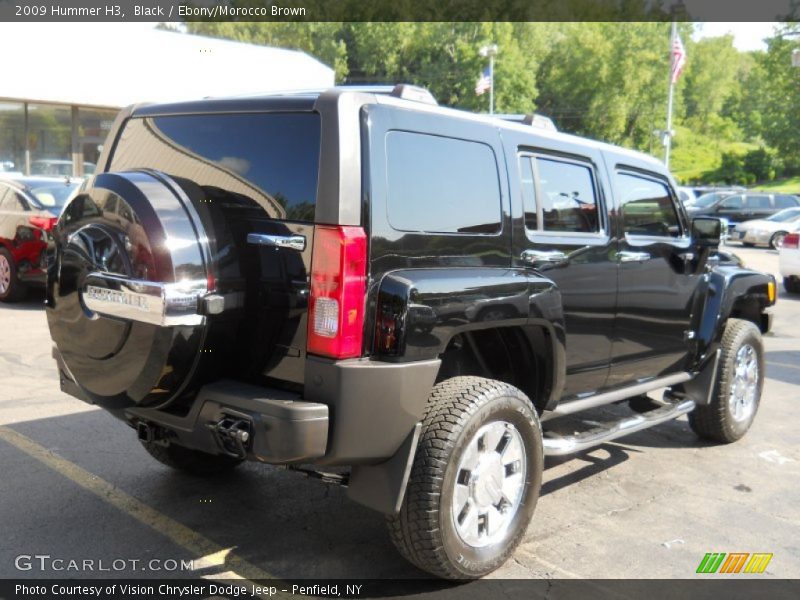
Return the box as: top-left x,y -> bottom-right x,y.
0,425 -> 274,582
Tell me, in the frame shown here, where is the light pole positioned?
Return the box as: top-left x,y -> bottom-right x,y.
479,44 -> 498,114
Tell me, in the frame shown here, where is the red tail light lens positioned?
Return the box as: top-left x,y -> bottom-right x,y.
784,233 -> 800,249
307,225 -> 367,359
29,215 -> 58,232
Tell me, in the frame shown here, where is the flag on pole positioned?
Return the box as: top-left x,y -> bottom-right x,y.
475,66 -> 492,95
670,33 -> 687,84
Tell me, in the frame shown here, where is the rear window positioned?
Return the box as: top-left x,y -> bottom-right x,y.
776,195 -> 799,209
385,131 -> 501,234
110,112 -> 321,222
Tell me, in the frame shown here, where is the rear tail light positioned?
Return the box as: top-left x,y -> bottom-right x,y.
783,233 -> 800,249
307,225 -> 367,359
29,215 -> 58,232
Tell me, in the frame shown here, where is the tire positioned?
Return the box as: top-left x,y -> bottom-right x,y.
387,376 -> 543,580
0,247 -> 26,302
141,440 -> 243,476
688,319 -> 764,443
769,231 -> 788,249
784,277 -> 800,294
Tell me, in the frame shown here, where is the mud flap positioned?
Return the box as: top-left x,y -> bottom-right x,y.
675,349 -> 721,406
346,423 -> 421,515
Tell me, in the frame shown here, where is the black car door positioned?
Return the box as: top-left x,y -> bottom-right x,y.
504,135 -> 617,399
607,167 -> 699,386
745,194 -> 773,221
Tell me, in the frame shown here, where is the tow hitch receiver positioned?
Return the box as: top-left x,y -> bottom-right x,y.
207,415 -> 252,459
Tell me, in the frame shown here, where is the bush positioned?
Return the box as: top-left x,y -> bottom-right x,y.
703,147 -> 779,185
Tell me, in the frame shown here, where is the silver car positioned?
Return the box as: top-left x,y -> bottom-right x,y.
733,207 -> 800,248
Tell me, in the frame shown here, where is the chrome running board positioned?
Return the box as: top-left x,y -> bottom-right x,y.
542,372 -> 693,421
542,399 -> 696,456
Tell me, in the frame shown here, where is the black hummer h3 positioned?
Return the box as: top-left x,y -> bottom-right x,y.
46,85 -> 776,579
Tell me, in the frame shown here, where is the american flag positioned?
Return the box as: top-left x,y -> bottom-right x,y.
670,33 -> 687,84
475,66 -> 492,95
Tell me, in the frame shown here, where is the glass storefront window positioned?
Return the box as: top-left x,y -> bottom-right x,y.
0,102 -> 25,174
79,107 -> 118,175
28,103 -> 72,176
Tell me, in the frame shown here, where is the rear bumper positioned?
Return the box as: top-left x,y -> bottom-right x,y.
56,347 -> 440,466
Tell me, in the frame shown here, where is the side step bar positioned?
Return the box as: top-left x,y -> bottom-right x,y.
542,372 -> 692,421
542,399 -> 696,457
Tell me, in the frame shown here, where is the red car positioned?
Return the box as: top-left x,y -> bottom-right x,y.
0,176 -> 79,301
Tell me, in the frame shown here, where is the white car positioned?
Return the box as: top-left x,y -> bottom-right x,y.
780,231 -> 800,293
733,207 -> 800,248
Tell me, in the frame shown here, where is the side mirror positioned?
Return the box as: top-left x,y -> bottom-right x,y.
692,217 -> 722,248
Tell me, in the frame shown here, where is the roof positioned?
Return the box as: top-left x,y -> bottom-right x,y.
0,24 -> 334,108
133,86 -> 664,173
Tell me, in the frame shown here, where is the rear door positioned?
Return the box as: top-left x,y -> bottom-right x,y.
108,111 -> 322,385
745,194 -> 773,221
504,133 -> 616,398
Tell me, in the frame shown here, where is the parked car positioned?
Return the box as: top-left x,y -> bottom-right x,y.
780,231 -> 800,293
31,159 -> 96,177
685,192 -> 800,228
0,176 -> 79,301
690,185 -> 745,199
732,207 -> 800,248
676,186 -> 697,206
46,85 -> 775,580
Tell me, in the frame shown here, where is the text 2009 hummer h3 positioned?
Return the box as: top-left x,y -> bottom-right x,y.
46,86 -> 775,579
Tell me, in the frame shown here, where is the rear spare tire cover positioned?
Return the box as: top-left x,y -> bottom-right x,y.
46,170 -> 211,409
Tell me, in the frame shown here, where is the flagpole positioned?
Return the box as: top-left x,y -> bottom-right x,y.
664,21 -> 677,168
479,43 -> 498,114
489,52 -> 495,115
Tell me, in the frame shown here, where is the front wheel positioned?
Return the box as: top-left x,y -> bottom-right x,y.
387,377 -> 543,580
689,319 -> 764,443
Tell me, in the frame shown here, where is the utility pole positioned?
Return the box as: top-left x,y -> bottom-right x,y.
479,44 -> 498,114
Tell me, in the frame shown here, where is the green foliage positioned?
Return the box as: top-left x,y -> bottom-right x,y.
184,20 -> 798,185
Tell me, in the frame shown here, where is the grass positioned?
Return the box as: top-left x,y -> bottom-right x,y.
751,176 -> 800,193
668,125 -> 758,184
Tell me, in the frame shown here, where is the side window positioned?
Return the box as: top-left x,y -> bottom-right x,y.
534,157 -> 599,233
745,195 -> 770,209
616,172 -> 682,238
519,156 -> 537,231
776,195 -> 799,209
720,195 -> 743,209
385,131 -> 501,234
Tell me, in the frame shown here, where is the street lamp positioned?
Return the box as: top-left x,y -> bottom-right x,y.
479,44 -> 498,114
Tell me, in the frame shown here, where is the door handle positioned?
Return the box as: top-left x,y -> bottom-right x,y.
520,249 -> 568,266
617,251 -> 651,263
247,233 -> 306,251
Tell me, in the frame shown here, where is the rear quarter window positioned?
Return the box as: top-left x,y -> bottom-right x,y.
385,131 -> 502,234
110,112 -> 321,222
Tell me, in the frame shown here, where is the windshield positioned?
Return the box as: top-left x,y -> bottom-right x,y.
766,208 -> 800,223
30,182 -> 79,210
693,192 -> 726,208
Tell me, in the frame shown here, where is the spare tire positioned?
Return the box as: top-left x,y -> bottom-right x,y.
46,170 -> 214,410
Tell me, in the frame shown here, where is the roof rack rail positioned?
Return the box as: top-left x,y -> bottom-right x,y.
495,113 -> 557,132
338,84 -> 437,105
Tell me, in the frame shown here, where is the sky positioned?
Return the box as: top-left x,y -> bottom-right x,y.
693,22 -> 780,51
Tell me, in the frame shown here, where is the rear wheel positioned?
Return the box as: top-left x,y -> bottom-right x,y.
141,440 -> 243,476
0,248 -> 26,302
387,376 -> 542,580
784,276 -> 800,294
770,231 -> 788,249
689,319 -> 763,443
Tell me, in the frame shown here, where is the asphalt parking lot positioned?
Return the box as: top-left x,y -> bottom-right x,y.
0,245 -> 798,583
